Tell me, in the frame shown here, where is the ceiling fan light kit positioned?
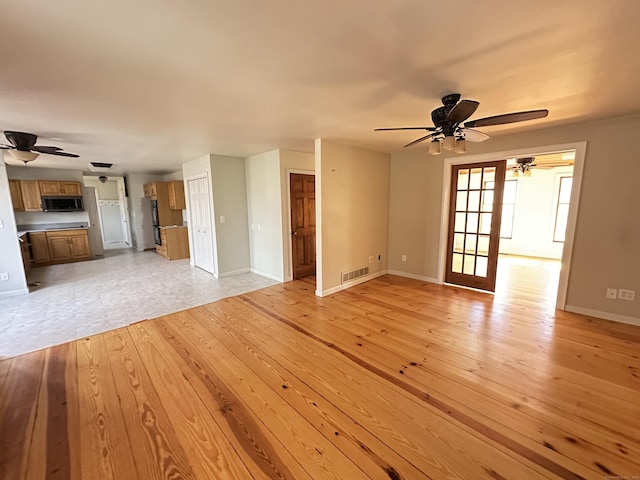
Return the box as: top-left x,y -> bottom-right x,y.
375,93 -> 549,155
1,131 -> 79,165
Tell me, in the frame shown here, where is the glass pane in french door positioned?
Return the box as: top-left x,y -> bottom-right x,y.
446,160 -> 506,291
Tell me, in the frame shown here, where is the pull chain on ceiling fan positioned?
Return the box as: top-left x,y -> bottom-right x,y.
375,93 -> 549,154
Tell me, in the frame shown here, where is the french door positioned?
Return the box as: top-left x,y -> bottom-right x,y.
445,160 -> 506,291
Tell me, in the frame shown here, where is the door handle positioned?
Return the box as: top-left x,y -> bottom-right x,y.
292,231 -> 298,236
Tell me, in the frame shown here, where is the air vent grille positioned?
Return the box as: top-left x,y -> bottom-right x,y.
341,266 -> 369,284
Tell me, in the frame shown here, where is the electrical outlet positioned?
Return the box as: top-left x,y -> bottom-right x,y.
618,289 -> 636,301
369,256 -> 374,263
0,272 -> 8,281
606,288 -> 617,299
401,254 -> 407,262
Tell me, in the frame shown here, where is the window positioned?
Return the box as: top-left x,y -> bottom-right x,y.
553,176 -> 573,242
500,180 -> 518,238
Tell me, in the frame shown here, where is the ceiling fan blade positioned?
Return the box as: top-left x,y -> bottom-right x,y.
375,127 -> 437,131
0,144 -> 13,149
32,145 -> 63,154
460,128 -> 489,143
4,131 -> 38,150
446,100 -> 479,124
403,132 -> 436,148
46,150 -> 80,158
464,109 -> 548,128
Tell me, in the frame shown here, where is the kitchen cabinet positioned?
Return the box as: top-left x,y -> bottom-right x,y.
19,234 -> 31,275
143,182 -> 158,197
30,232 -> 50,263
157,226 -> 189,260
39,180 -> 82,196
45,229 -> 91,262
18,180 -> 42,211
9,180 -> 24,211
168,181 -> 186,210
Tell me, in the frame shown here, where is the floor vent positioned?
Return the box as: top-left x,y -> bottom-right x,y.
341,266 -> 369,284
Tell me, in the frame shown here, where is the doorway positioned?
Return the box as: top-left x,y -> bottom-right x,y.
83,176 -> 132,250
289,172 -> 316,280
186,175 -> 216,275
438,142 -> 586,310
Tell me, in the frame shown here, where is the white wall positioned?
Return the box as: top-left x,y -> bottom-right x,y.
316,140 -> 390,296
83,177 -> 119,200
0,158 -> 28,296
246,150 -> 283,280
211,156 -> 251,275
499,166 -> 573,259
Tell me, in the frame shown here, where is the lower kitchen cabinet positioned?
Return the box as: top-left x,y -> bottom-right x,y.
30,232 -> 51,264
157,226 -> 189,260
30,229 -> 91,265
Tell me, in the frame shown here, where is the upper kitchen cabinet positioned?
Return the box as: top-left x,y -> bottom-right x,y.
168,181 -> 186,210
19,180 -> 42,211
9,180 -> 24,211
39,180 -> 82,196
143,182 -> 158,198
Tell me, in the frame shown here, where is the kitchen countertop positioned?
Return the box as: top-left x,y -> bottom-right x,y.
159,225 -> 187,230
17,223 -> 89,237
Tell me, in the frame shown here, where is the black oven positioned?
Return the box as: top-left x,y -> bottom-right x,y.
42,196 -> 84,212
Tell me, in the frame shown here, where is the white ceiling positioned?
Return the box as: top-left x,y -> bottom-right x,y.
1,0 -> 639,174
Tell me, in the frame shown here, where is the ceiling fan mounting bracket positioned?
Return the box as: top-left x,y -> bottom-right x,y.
441,93 -> 461,106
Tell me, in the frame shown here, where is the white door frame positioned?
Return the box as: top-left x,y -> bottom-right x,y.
284,169 -> 316,282
116,177 -> 132,246
185,173 -> 218,276
437,141 -> 587,310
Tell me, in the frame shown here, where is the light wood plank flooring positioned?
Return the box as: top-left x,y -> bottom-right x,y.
1,273 -> 639,479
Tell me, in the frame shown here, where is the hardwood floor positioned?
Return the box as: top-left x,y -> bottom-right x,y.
1,273 -> 639,479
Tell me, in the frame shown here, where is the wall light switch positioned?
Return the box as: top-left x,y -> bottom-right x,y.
0,219 -> 4,229
369,256 -> 374,263
220,216 -> 226,223
618,289 -> 636,301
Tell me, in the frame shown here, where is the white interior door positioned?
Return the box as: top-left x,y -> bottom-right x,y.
188,176 -> 215,274
117,177 -> 131,245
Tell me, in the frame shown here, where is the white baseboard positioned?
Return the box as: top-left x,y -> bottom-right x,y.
250,268 -> 284,282
218,268 -> 251,278
565,305 -> 640,327
0,287 -> 29,298
386,269 -> 441,284
316,271 -> 386,297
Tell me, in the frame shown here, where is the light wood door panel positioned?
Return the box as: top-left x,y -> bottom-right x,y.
70,234 -> 91,258
290,173 -> 316,280
445,160 -> 506,291
48,236 -> 72,261
20,180 -> 42,211
60,181 -> 82,196
9,180 -> 24,211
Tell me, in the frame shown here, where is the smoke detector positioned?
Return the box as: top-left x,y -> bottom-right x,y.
88,162 -> 113,172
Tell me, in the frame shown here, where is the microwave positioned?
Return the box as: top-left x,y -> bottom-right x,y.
42,196 -> 84,212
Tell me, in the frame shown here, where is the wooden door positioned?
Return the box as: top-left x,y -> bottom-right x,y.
30,232 -> 50,263
445,161 -> 506,291
83,186 -> 104,256
290,173 -> 316,279
70,233 -> 91,258
21,181 -> 42,211
48,235 -> 72,261
60,181 -> 82,196
39,180 -> 61,196
9,180 -> 24,211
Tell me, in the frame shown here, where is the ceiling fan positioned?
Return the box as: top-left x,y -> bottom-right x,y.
375,93 -> 548,154
1,131 -> 79,164
509,154 -> 574,177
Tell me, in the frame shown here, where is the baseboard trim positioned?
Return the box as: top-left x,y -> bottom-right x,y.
316,271 -> 386,297
250,269 -> 283,282
0,287 -> 29,298
386,270 -> 441,284
218,268 -> 251,278
565,305 -> 640,327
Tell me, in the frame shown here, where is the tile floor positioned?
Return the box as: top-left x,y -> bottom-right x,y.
0,249 -> 278,358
